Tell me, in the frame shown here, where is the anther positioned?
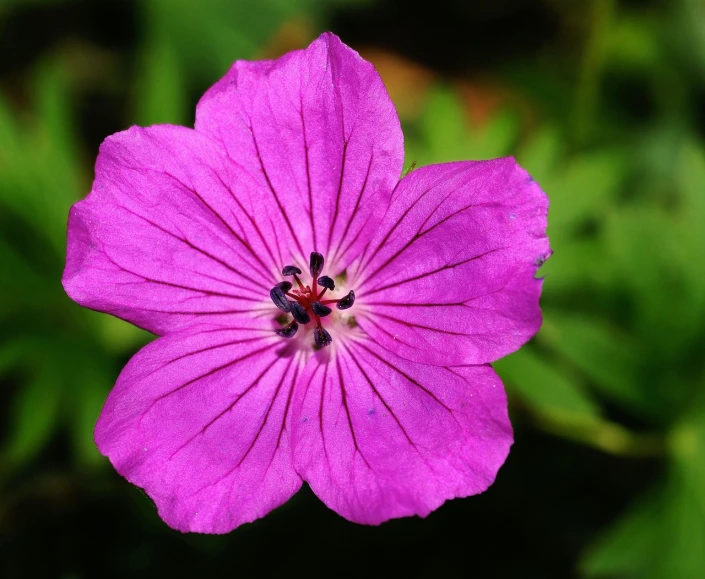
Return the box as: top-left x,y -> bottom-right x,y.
289,301 -> 311,324
314,326 -> 332,348
317,276 -> 335,290
282,265 -> 302,276
270,286 -> 291,312
337,290 -> 355,310
276,281 -> 293,293
312,301 -> 332,317
309,252 -> 324,278
275,321 -> 299,338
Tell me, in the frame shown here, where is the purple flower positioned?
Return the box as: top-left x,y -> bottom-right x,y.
63,33 -> 550,533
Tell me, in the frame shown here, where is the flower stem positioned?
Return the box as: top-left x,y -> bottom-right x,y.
533,412 -> 665,458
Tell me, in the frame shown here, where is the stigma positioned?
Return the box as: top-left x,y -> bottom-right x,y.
270,252 -> 355,348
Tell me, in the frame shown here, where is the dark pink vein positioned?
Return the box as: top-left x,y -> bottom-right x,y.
326,138 -> 350,253
210,169 -> 280,280
275,355 -> 302,451
319,363 -> 330,461
151,342 -> 277,406
361,248 -> 504,297
166,357 -> 285,462
105,255 -> 259,302
336,355 -> 372,470
372,310 -> 469,337
161,170 -> 274,276
355,164 -> 470,277
299,99 -> 317,250
142,333 -> 270,380
249,122 -> 306,257
343,345 -> 415,447
332,151 -> 374,267
119,205 -> 268,292
235,355 -> 296,468
354,341 -> 458,422
360,199 -> 490,286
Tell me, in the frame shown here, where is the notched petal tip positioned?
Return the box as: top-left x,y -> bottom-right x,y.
62,202 -> 93,298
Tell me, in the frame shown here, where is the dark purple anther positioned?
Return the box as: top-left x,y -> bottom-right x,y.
270,286 -> 291,312
314,326 -> 332,348
275,321 -> 299,338
309,252 -> 324,278
276,280 -> 293,292
289,301 -> 311,324
282,265 -> 302,276
312,301 -> 332,317
317,276 -> 335,290
337,290 -> 355,310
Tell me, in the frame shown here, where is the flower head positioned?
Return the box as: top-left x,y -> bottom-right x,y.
63,33 -> 550,533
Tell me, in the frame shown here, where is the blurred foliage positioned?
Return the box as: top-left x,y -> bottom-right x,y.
1,0 -> 704,577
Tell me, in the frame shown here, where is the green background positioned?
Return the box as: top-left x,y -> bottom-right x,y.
1,0 -> 704,577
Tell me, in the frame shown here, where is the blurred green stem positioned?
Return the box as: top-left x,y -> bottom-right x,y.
535,413 -> 665,458
573,0 -> 615,144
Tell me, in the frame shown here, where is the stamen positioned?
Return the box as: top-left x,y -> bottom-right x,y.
309,252 -> 324,278
273,253 -> 355,345
314,326 -> 332,348
269,286 -> 291,312
282,265 -> 302,276
336,290 -> 355,310
311,301 -> 332,317
317,276 -> 335,290
275,321 -> 299,338
289,301 -> 311,324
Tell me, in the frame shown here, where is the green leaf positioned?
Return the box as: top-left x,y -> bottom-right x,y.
583,415 -> 705,579
2,365 -> 62,467
582,486 -> 666,579
496,347 -> 601,419
543,149 -> 626,239
539,309 -> 645,414
135,34 -> 188,126
409,86 -> 519,166
516,125 -> 560,184
142,0 -> 320,81
537,237 -> 610,295
69,362 -> 112,467
604,204 -> 701,360
0,60 -> 83,256
603,15 -> 662,72
674,140 -> 705,324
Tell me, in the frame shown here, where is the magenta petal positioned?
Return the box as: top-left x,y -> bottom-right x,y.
63,124 -> 283,335
292,339 -> 512,524
352,158 -> 550,366
95,324 -> 303,533
195,32 -> 404,270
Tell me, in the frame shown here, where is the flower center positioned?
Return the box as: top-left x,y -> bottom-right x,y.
269,251 -> 355,348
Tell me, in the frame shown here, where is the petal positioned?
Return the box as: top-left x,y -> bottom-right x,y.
95,323 -> 303,533
351,158 -> 550,366
63,124 -> 284,335
195,32 -> 404,270
291,339 -> 512,524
